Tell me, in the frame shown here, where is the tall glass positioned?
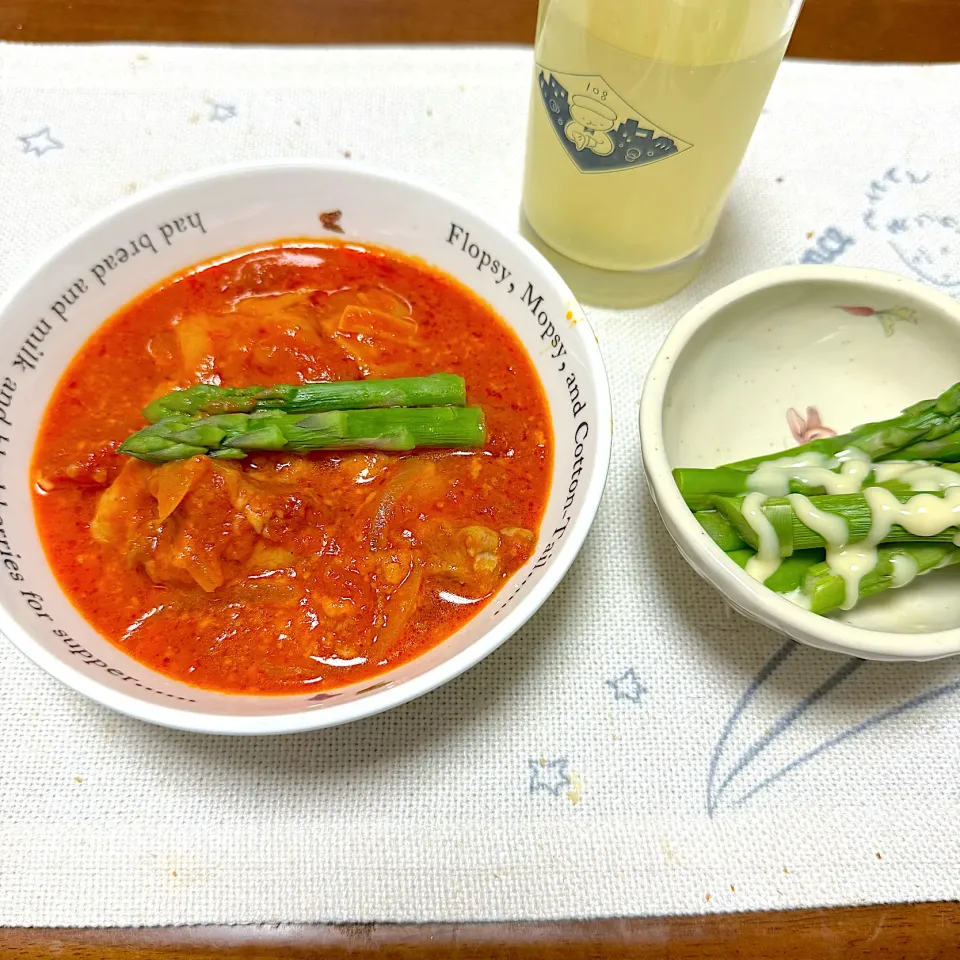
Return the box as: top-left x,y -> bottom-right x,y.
521,0 -> 805,306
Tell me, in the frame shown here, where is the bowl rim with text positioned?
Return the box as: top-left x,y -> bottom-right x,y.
639,264 -> 960,662
0,159 -> 612,733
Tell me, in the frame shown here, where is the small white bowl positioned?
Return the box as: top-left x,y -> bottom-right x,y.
0,160 -> 611,732
640,265 -> 960,662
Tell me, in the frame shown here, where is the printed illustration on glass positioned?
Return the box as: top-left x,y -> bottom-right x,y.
537,68 -> 693,174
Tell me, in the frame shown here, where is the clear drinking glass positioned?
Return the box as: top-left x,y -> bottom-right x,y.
521,0 -> 805,306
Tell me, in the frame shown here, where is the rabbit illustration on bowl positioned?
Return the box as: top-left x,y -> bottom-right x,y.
786,406 -> 837,444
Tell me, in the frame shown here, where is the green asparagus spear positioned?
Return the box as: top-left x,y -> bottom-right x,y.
721,381 -> 960,472
696,511 -> 748,551
676,466 -> 868,511
120,407 -> 485,463
676,468 -> 763,509
884,429 -> 960,463
712,492 -> 960,554
726,542 -> 960,614
696,512 -> 825,590
802,543 -> 960,615
142,373 -> 467,423
728,548 -> 825,593
675,462 -> 960,509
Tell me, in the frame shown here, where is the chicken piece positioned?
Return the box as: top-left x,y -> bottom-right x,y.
90,459 -> 158,546
427,524 -> 502,584
172,299 -> 346,386
173,314 -> 218,382
245,541 -> 296,573
461,525 -> 501,575
150,455 -> 210,521
91,458 -> 273,592
363,459 -> 441,549
338,305 -> 418,342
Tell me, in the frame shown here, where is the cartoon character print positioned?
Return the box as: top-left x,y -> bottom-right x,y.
536,70 -> 692,173
564,95 -> 617,157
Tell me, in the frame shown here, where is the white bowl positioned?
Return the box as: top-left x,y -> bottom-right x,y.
0,160 -> 611,732
640,265 -> 960,662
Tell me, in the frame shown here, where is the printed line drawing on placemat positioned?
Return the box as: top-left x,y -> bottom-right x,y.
796,167 -> 960,294
862,167 -> 960,291
799,227 -> 855,265
706,641 -> 960,816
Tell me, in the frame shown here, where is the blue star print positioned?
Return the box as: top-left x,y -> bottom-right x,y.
528,758 -> 571,796
209,103 -> 237,122
606,668 -> 647,703
18,127 -> 63,157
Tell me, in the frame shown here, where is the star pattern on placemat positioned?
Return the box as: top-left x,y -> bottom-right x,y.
209,102 -> 237,122
528,758 -> 571,796
606,668 -> 647,704
18,126 -> 63,157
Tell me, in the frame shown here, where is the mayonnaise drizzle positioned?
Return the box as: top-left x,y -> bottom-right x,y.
871,462 -> 960,492
786,493 -> 849,545
742,492 -> 782,583
747,449 -> 872,497
889,553 -> 920,589
864,485 -> 960,543
739,453 -> 960,610
782,587 -> 813,610
787,493 -> 872,610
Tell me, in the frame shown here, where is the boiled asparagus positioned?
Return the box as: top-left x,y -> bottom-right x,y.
120,407 -> 485,463
802,543 -> 960,614
675,462 -> 960,510
727,548 -> 824,593
696,510 -> 748,551
143,373 -> 467,423
711,492 -> 960,554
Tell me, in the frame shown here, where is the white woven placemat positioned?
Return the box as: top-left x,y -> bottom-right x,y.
2,43 -> 960,926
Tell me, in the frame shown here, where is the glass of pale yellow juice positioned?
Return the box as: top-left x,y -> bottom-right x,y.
521,0 -> 805,305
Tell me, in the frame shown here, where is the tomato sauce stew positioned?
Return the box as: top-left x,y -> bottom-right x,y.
32,242 -> 552,694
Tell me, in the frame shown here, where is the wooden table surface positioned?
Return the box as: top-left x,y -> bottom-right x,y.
2,0 -> 960,957
1,0 -> 958,59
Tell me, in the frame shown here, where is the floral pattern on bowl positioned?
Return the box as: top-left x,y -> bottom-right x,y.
838,304 -> 918,337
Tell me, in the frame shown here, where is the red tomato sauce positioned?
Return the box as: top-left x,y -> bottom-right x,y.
31,242 -> 552,694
